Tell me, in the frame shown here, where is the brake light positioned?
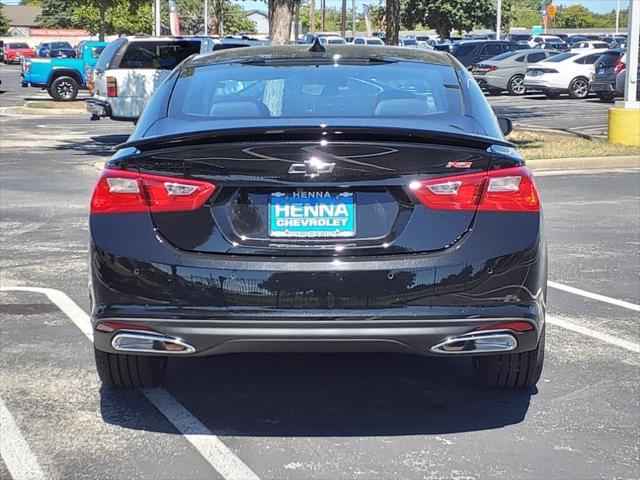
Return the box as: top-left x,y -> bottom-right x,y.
90,169 -> 216,214
106,76 -> 117,97
614,58 -> 625,74
474,321 -> 534,332
486,65 -> 498,72
409,166 -> 540,212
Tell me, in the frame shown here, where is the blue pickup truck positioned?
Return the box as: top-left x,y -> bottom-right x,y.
21,41 -> 107,101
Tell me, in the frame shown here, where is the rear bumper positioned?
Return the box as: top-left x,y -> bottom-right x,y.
90,211 -> 547,357
523,78 -> 567,92
590,80 -> 616,93
473,74 -> 508,90
93,317 -> 540,357
86,98 -> 111,118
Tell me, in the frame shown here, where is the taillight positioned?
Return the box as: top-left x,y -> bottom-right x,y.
90,168 -> 216,214
614,59 -> 625,74
409,166 -> 540,212
474,320 -> 534,332
106,76 -> 117,97
486,65 -> 498,72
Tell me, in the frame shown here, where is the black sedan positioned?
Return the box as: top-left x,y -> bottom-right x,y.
89,45 -> 546,390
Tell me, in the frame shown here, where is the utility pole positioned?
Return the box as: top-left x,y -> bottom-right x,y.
204,0 -> 208,35
352,0 -> 356,37
615,0 -> 621,34
321,0 -> 326,31
496,0 -> 502,40
310,0 -> 315,33
155,0 -> 161,35
341,0 -> 347,37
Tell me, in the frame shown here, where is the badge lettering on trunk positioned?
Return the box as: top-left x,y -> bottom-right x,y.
288,158 -> 336,178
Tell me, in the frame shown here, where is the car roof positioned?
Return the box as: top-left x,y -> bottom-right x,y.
123,36 -> 205,43
189,45 -> 453,68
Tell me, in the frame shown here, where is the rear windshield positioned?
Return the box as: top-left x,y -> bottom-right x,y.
8,43 -> 29,49
51,42 -> 72,49
402,39 -> 418,45
94,39 -> 125,71
119,41 -> 201,69
546,52 -> 576,62
597,52 -> 623,66
170,61 -> 462,120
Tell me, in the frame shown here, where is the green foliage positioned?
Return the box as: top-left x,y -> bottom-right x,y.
0,5 -> 10,35
72,0 -> 152,35
221,3 -> 257,34
19,0 -> 43,6
159,0 -> 255,35
299,2 -> 345,32
37,0 -> 78,28
401,0 -> 495,39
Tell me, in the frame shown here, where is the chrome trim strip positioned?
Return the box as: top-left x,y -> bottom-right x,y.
111,332 -> 196,354
430,331 -> 518,354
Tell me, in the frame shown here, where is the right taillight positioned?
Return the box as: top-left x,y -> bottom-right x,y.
106,76 -> 117,97
409,166 -> 540,212
614,59 -> 626,74
90,168 -> 216,214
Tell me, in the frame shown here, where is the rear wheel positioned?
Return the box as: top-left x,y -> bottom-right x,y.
50,75 -> 79,101
94,346 -> 167,389
568,77 -> 590,99
507,75 -> 526,96
473,327 -> 545,389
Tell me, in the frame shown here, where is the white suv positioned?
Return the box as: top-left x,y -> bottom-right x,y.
87,37 -> 214,122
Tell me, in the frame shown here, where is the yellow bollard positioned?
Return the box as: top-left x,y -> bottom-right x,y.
608,106 -> 640,146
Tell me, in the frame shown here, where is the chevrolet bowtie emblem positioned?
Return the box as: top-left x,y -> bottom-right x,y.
288,157 -> 336,177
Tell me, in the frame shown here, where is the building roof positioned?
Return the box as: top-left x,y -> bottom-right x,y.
244,9 -> 268,18
2,5 -> 42,27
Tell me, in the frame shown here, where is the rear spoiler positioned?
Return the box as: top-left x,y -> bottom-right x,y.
117,126 -> 515,152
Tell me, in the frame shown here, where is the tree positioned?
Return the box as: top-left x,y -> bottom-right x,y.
72,0 -> 152,37
37,0 -> 78,28
0,5 -> 10,35
269,0 -> 295,44
402,0 -> 496,39
553,4 -> 598,29
385,0 -> 399,44
218,3 -> 257,34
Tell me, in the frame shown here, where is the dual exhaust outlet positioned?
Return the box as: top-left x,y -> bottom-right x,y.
110,330 -> 517,356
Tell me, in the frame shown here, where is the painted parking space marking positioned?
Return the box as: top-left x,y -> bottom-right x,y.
549,281 -> 640,312
547,315 -> 640,353
0,286 -> 261,480
0,397 -> 46,480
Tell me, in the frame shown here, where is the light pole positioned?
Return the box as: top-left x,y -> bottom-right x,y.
155,0 -> 161,35
496,0 -> 502,40
615,0 -> 621,34
352,0 -> 356,37
204,0 -> 208,35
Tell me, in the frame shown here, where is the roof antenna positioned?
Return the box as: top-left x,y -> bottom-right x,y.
309,37 -> 326,53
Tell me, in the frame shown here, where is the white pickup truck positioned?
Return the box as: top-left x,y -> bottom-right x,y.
87,36 -> 214,122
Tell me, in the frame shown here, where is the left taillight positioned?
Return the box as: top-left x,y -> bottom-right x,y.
409,166 -> 540,212
90,168 -> 216,214
106,76 -> 117,97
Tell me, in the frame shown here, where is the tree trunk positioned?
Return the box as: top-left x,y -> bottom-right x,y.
309,0 -> 315,33
341,0 -> 347,37
385,0 -> 399,45
98,0 -> 106,41
269,0 -> 294,45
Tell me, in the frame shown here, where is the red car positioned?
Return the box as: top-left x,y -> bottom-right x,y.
2,42 -> 35,64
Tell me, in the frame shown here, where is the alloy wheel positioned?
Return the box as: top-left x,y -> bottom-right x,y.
572,79 -> 589,98
57,81 -> 74,100
510,76 -> 526,95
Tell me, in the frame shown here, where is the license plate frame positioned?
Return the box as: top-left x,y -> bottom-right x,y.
268,191 -> 356,238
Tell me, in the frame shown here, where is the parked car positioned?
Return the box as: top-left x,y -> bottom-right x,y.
21,41 -> 107,101
506,32 -> 532,45
527,34 -> 563,48
37,41 -> 76,59
1,42 -> 35,64
532,40 -> 569,52
87,37 -> 214,122
319,36 -> 347,45
590,49 -> 625,102
300,32 -> 341,44
451,40 -> 524,68
524,49 -> 607,99
571,41 -> 610,50
352,37 -> 385,46
89,44 -> 546,391
398,37 -> 424,48
472,48 -> 559,95
615,53 -> 640,99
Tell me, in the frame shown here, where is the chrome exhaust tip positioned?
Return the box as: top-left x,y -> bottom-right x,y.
430,332 -> 517,354
111,332 -> 195,355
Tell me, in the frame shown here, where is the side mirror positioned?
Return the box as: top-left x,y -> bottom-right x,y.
497,117 -> 513,136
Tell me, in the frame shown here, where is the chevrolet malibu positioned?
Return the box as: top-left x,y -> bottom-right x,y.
89,45 -> 546,390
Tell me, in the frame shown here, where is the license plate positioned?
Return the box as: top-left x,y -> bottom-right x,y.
598,68 -> 605,75
269,191 -> 355,238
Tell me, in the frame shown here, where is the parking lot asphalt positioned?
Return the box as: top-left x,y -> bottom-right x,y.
1,61 -> 639,480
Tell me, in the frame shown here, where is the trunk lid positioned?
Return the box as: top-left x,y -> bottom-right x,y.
131,127 -> 497,257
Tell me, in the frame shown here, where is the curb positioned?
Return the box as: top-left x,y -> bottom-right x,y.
4,105 -> 88,116
526,155 -> 640,172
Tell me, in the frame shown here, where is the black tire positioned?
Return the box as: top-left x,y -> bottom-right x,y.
49,75 -> 79,101
597,92 -> 615,103
94,346 -> 167,389
568,77 -> 590,99
486,87 -> 503,96
507,74 -> 526,96
473,327 -> 545,389
544,91 -> 560,99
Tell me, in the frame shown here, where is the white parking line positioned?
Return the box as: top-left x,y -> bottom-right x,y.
548,281 -> 640,312
547,315 -> 640,353
0,286 -> 261,480
0,397 -> 46,480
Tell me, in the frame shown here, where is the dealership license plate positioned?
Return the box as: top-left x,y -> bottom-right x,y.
269,191 -> 355,238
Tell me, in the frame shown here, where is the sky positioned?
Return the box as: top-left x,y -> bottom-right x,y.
0,0 -> 631,15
